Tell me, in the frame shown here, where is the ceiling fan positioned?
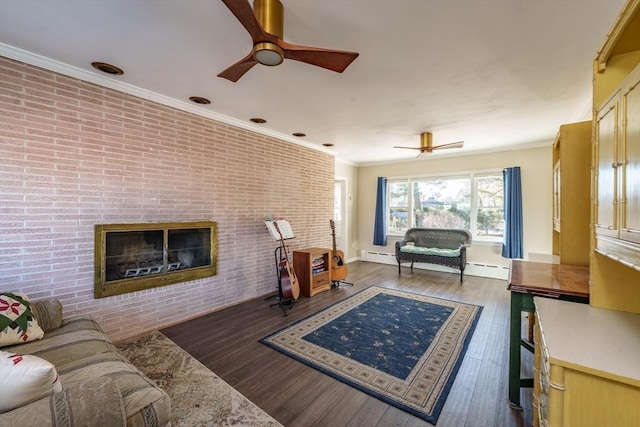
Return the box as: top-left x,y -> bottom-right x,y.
394,132 -> 464,157
218,0 -> 359,82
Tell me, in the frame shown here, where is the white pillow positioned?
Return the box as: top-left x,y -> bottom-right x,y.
0,351 -> 63,413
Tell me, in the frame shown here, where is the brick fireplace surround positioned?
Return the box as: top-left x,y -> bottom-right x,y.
0,56 -> 334,340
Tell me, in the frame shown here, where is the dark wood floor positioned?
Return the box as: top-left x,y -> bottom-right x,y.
162,261 -> 533,427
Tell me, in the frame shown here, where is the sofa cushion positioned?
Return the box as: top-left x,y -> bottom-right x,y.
0,293 -> 44,347
0,350 -> 63,413
30,299 -> 64,333
0,375 -> 126,426
399,245 -> 461,257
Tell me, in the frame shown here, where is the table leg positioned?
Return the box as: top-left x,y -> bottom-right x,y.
508,291 -> 523,407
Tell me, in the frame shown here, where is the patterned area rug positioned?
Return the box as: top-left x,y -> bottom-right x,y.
115,331 -> 282,427
260,286 -> 482,424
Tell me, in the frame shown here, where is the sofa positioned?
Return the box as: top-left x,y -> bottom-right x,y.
395,228 -> 472,282
0,294 -> 170,426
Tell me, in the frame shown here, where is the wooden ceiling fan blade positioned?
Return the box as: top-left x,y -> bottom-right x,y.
221,0 -> 269,42
433,141 -> 464,150
280,40 -> 359,73
217,52 -> 259,82
393,146 -> 423,150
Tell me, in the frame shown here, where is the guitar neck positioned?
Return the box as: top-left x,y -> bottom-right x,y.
330,220 -> 338,252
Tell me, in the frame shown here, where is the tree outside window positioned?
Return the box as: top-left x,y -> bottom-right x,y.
413,178 -> 470,229
476,175 -> 504,238
388,182 -> 408,233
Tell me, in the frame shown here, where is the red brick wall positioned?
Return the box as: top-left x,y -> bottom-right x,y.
0,57 -> 334,340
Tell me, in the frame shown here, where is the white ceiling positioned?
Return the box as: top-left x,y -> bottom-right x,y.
0,0 -> 627,165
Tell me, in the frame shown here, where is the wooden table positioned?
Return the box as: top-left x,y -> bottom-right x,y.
507,260 -> 589,408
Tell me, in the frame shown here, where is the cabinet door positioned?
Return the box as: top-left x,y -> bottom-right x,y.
594,95 -> 619,238
620,66 -> 640,244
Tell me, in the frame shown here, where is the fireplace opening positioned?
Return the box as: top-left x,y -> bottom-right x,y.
95,222 -> 217,298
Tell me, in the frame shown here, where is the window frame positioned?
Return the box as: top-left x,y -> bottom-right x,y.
385,169 -> 504,243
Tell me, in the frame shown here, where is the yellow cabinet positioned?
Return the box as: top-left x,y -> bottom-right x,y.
551,121 -> 592,266
594,64 -> 640,270
590,0 -> 640,313
533,298 -> 640,427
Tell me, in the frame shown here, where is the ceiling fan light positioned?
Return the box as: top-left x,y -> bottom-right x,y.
253,42 -> 284,66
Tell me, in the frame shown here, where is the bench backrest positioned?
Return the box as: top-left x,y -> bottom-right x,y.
403,228 -> 472,249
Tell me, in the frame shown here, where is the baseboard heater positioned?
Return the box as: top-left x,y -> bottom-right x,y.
361,251 -> 510,280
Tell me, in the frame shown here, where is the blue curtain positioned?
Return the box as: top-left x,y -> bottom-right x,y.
373,177 -> 387,246
502,167 -> 523,258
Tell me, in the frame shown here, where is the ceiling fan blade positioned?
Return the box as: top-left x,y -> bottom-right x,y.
433,141 -> 464,150
217,52 -> 259,82
393,146 -> 424,150
279,40 -> 359,73
221,0 -> 270,42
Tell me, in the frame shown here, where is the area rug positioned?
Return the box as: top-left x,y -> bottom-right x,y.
115,331 -> 282,427
260,286 -> 482,424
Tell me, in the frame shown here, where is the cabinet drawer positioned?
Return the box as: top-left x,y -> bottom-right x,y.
314,274 -> 330,288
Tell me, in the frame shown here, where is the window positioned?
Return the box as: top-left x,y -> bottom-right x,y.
387,172 -> 504,241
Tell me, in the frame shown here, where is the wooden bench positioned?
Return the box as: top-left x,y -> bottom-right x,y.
395,228 -> 472,282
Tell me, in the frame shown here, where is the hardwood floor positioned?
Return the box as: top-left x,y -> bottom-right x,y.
162,261 -> 533,427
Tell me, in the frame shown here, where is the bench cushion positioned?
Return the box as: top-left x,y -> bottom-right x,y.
399,246 -> 461,257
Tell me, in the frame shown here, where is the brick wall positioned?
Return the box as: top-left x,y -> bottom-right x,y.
0,57 -> 335,340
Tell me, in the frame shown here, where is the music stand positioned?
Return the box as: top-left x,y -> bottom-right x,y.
269,245 -> 296,316
265,219 -> 297,316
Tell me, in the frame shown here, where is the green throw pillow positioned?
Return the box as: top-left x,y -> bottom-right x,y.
0,293 -> 45,347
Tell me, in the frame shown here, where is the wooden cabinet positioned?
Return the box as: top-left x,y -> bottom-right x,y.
293,248 -> 332,297
594,64 -> 640,270
551,121 -> 592,266
532,298 -> 640,427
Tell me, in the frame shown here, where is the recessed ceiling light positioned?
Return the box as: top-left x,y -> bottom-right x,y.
189,96 -> 211,105
250,118 -> 267,124
323,143 -> 334,147
91,62 -> 124,75
292,132 -> 306,137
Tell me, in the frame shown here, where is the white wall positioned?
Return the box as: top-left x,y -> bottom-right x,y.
356,146 -> 553,267
335,161 -> 359,261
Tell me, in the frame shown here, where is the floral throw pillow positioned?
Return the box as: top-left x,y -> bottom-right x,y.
0,293 -> 45,347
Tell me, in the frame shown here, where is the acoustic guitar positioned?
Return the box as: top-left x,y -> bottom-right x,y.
330,219 -> 348,281
273,221 -> 300,300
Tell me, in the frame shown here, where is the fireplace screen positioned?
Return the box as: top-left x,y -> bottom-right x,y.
95,222 -> 217,298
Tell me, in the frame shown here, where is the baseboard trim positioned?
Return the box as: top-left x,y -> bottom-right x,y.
359,251 -> 510,280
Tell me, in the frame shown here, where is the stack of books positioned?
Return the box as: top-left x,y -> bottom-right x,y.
312,256 -> 326,275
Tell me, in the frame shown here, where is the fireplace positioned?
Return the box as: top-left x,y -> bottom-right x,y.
95,222 -> 217,298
